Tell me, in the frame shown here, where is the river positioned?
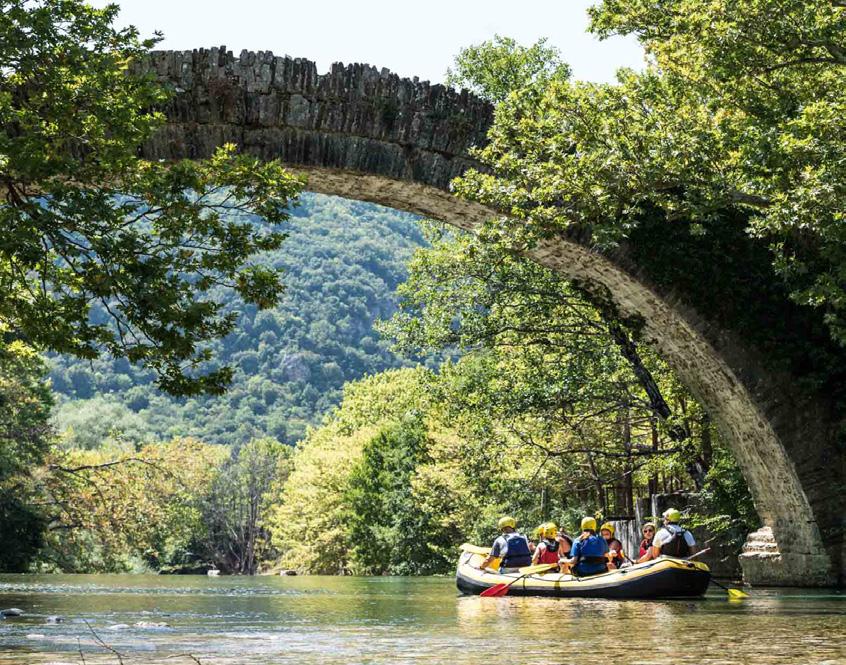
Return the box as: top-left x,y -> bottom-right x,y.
0,574 -> 843,664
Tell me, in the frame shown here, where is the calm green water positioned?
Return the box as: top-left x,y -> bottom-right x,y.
0,574 -> 843,665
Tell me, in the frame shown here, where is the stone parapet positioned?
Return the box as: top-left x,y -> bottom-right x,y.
138,47 -> 493,191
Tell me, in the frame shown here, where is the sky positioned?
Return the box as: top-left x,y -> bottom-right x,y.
92,0 -> 644,84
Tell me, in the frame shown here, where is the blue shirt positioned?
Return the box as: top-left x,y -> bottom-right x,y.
569,534 -> 609,576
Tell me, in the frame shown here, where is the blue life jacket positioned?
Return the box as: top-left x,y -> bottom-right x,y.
571,533 -> 608,576
498,532 -> 532,568
577,533 -> 607,558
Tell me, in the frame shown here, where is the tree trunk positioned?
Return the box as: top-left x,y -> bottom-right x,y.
622,405 -> 634,516
586,452 -> 606,514
649,415 -> 660,496
700,412 -> 713,470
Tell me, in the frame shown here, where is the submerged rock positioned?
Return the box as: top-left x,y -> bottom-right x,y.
45,615 -> 63,624
1,608 -> 23,617
157,563 -> 214,575
106,623 -> 131,631
134,621 -> 170,629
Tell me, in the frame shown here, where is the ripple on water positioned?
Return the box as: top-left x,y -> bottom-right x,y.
0,581 -> 318,597
0,576 -> 843,665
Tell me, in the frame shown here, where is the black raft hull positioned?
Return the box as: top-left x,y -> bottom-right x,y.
456,545 -> 711,599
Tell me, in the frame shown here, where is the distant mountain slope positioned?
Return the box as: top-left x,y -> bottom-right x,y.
49,193 -> 426,446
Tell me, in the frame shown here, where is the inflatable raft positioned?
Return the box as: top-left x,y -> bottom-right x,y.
457,544 -> 711,599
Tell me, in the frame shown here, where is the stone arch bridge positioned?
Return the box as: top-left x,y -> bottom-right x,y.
141,47 -> 844,587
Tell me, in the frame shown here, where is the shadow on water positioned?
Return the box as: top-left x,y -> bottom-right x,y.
0,575 -> 843,664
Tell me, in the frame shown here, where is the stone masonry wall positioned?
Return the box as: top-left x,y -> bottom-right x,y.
139,47 -> 492,189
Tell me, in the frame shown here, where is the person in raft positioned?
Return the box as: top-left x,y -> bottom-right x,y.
599,522 -> 627,571
556,527 -> 573,560
531,522 -> 562,568
559,517 -> 609,577
636,522 -> 657,562
478,516 -> 533,572
641,508 -> 696,561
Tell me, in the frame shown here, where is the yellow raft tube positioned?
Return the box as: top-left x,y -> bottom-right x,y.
457,544 -> 711,598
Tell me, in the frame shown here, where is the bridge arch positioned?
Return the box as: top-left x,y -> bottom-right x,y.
141,47 -> 843,586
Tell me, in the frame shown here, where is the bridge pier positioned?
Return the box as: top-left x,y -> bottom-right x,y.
740,527 -> 833,586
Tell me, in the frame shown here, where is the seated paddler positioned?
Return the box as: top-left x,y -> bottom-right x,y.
559,516 -> 609,577
478,516 -> 533,572
600,522 -> 626,571
531,522 -> 562,568
649,508 -> 696,559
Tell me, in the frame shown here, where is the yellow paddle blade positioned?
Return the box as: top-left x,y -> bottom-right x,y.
727,588 -> 750,600
517,563 -> 558,574
459,543 -> 492,556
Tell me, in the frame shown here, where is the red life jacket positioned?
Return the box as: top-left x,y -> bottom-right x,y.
639,538 -> 653,558
536,539 -> 560,565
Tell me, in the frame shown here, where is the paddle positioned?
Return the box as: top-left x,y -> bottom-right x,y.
680,547 -> 748,598
620,546 -> 708,567
479,563 -> 558,597
678,548 -> 748,599
709,578 -> 750,599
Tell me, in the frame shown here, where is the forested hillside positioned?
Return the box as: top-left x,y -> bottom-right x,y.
48,194 -> 426,446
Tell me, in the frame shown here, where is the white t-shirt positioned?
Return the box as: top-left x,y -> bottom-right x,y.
653,524 -> 696,550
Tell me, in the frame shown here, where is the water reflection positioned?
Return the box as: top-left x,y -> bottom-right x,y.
0,575 -> 842,665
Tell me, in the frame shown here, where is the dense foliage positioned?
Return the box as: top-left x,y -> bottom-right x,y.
270,369 -> 432,574
386,223 -> 756,522
450,0 -> 846,349
31,436 -> 291,574
268,358 -> 754,574
0,339 -> 54,570
270,368 -> 518,575
1,0 -> 302,395
49,195 -> 426,445
40,439 -> 225,572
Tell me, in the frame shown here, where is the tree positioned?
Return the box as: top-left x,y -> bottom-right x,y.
39,438 -> 225,572
269,426 -> 371,574
1,0 -> 303,395
269,368 -> 435,574
446,35 -> 570,103
200,438 -> 290,574
346,418 -> 432,574
453,2 -> 846,347
0,338 -> 53,570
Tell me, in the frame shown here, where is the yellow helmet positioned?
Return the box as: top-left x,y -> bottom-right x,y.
662,508 -> 681,523
580,516 -> 597,532
542,522 -> 558,539
600,522 -> 615,536
498,516 -> 517,530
